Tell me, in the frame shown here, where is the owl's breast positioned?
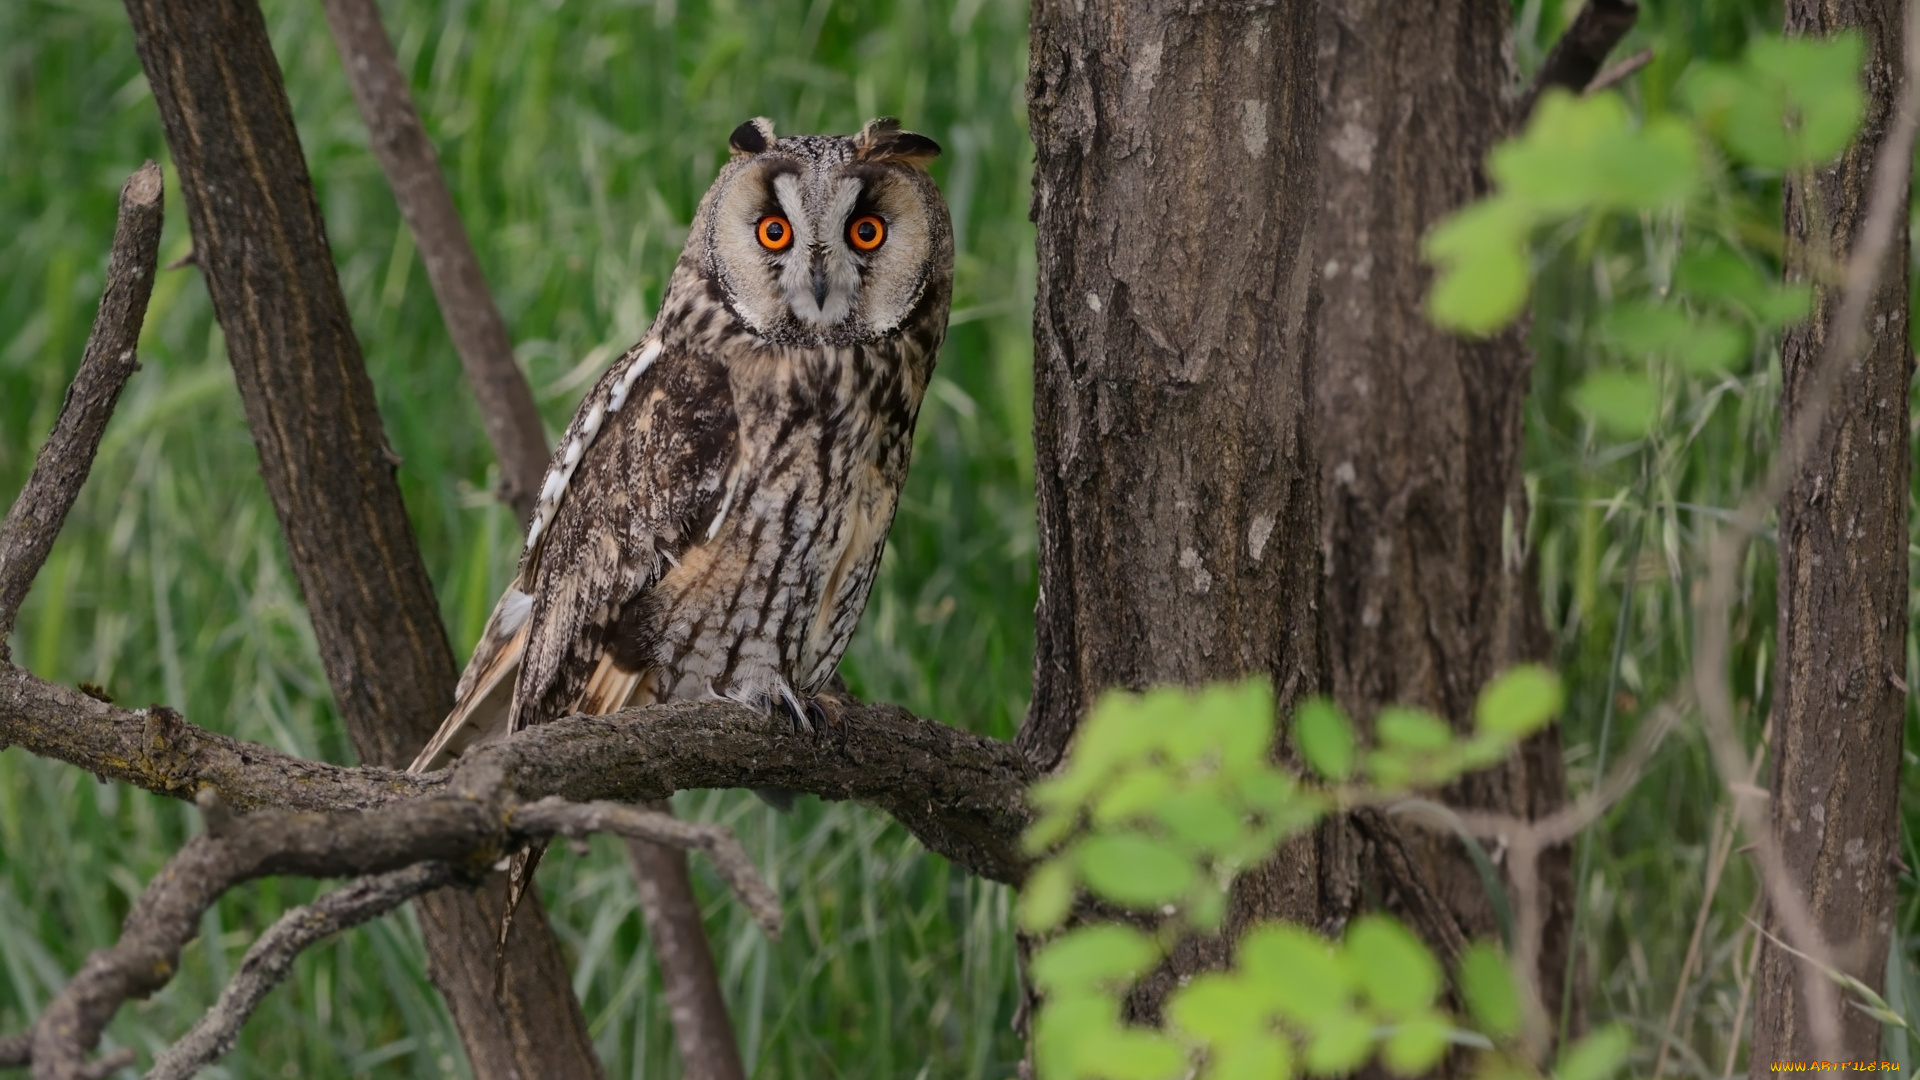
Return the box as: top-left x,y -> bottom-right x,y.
644,342 -> 926,706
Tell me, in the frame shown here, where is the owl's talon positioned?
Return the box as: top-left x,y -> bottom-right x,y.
778,694 -> 813,734
807,694 -> 847,746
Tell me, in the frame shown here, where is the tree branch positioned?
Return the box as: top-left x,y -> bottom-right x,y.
317,0 -> 548,524
143,864 -> 456,1080
0,162 -> 162,659
18,778 -> 779,1079
0,662 -> 1035,883
1519,0 -> 1640,117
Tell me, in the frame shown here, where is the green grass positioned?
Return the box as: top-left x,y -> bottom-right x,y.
4,0 -> 1918,1077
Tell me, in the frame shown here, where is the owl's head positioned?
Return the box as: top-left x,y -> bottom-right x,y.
697,117 -> 953,346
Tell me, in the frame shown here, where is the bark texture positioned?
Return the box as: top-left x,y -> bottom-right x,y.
1023,0 -> 1326,1020
1756,0 -> 1914,1064
1314,0 -> 1572,1028
115,0 -> 603,1075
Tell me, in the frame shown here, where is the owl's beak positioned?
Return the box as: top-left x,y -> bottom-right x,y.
809,251 -> 830,308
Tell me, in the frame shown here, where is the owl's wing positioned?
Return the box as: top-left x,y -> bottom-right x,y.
405,336 -> 739,774
510,336 -> 740,735
406,582 -> 532,773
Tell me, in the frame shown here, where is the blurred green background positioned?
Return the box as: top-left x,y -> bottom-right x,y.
1,0 -> 1916,1076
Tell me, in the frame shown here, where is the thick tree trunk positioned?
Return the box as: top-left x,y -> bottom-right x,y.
1313,0 -> 1573,1030
1755,0 -> 1913,1064
116,0 -> 604,1075
1022,0 -> 1326,1021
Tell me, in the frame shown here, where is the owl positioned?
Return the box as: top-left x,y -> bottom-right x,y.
408,117 -> 951,803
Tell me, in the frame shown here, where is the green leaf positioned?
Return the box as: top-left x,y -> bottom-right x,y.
1382,1015 -> 1453,1076
1555,1025 -> 1633,1080
1375,707 -> 1454,752
1155,790 -> 1245,854
1424,199 -> 1535,334
1077,1029 -> 1191,1080
1168,973 -> 1268,1044
1093,767 -> 1175,826
1022,805 -> 1080,856
1078,834 -> 1198,909
1346,916 -> 1442,1017
1020,860 -> 1078,933
1458,943 -> 1523,1038
1572,370 -> 1659,438
1030,924 -> 1161,995
1176,679 -> 1275,768
1241,924 -> 1352,1024
1753,32 -> 1866,163
1685,34 -> 1866,167
1492,92 -> 1697,211
1676,318 -> 1747,374
1304,1011 -> 1373,1076
1751,282 -> 1814,328
1676,247 -> 1767,304
1204,1034 -> 1293,1080
1475,665 -> 1566,738
1034,991 -> 1117,1080
1598,303 -> 1746,374
1294,698 -> 1357,782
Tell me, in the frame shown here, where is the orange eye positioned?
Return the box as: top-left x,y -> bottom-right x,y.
757,216 -> 793,250
848,215 -> 885,252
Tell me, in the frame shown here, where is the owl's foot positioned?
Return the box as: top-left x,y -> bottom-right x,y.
775,690 -> 844,742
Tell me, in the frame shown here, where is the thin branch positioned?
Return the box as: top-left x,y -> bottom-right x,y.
317,0 -> 548,523
0,662 -> 1035,884
624,830 -> 746,1080
1583,46 -> 1654,97
24,780 -> 777,1078
1519,0 -> 1640,118
515,799 -> 779,937
143,864 -> 456,1080
0,162 -> 163,659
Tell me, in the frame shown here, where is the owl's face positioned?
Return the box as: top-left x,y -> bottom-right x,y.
700,117 -> 951,347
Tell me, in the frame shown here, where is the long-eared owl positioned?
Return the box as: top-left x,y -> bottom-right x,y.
410,117 -> 952,776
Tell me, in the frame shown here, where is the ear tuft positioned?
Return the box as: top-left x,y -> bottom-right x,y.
854,117 -> 940,168
728,118 -> 776,157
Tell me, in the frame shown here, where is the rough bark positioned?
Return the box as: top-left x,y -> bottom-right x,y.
1314,0 -> 1573,1032
0,164 -> 163,659
114,0 -> 603,1075
1023,0 -> 1326,1021
1755,0 -> 1914,1064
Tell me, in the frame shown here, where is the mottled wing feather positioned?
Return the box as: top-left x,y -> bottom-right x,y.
407,582 -> 532,773
510,339 -> 740,733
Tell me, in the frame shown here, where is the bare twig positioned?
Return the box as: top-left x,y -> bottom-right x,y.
517,798 -> 779,937
0,162 -> 162,658
1583,46 -> 1655,96
144,863 -> 456,1080
317,0 -> 548,523
1520,0 -> 1641,117
1651,721 -> 1768,1080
